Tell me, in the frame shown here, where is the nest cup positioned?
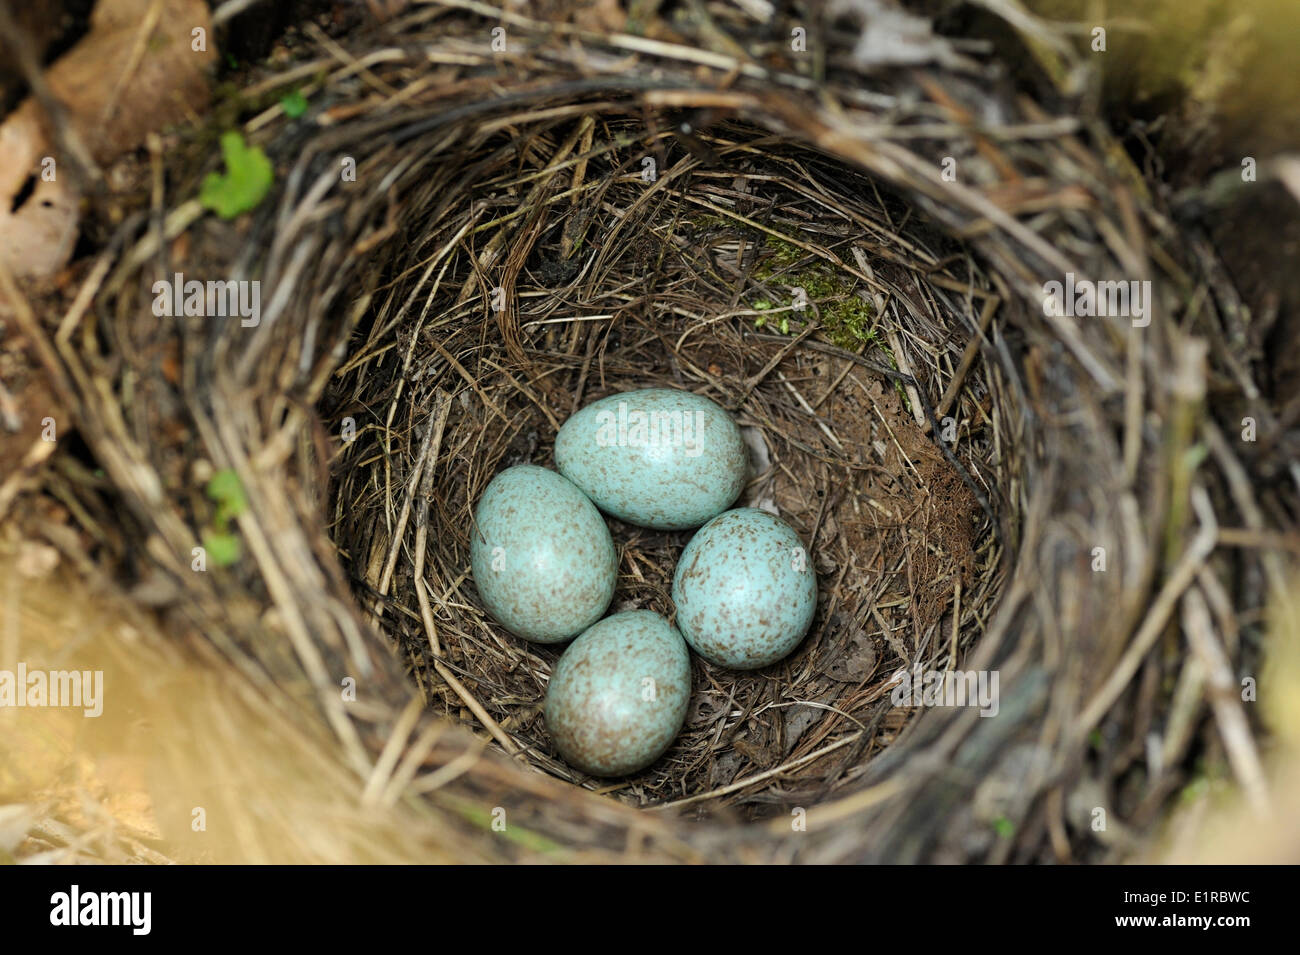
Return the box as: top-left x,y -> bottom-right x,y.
328,111 -> 1000,798
32,3 -> 1279,862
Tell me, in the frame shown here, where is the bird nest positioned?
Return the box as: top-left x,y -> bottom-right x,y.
7,0 -> 1283,862
327,116 -> 998,802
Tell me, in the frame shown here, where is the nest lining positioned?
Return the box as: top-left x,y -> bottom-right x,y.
326,116 -> 1006,807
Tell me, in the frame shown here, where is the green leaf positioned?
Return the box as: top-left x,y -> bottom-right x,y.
203,530 -> 241,568
778,316 -> 790,335
206,468 -> 248,526
453,800 -> 563,854
753,299 -> 772,310
280,89 -> 309,119
993,816 -> 1014,838
199,131 -> 273,219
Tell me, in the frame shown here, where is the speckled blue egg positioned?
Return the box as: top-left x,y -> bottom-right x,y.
554,388 -> 748,530
671,508 -> 817,669
469,465 -> 617,643
544,610 -> 691,776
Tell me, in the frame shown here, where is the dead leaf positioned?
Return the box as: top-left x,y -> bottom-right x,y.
828,0 -> 966,70
824,628 -> 878,682
1275,155 -> 1300,208
0,0 -> 215,295
16,540 -> 61,579
41,0 -> 217,163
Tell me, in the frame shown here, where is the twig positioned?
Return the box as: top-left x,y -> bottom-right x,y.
1076,486 -> 1218,737
935,292 -> 999,421
1181,588 -> 1271,816
650,732 -> 865,810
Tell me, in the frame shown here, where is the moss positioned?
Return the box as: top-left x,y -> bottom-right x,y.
753,241 -> 877,349
752,235 -> 812,281
744,239 -> 906,410
764,236 -> 806,268
688,213 -> 733,233
750,240 -> 914,409
821,293 -> 877,351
